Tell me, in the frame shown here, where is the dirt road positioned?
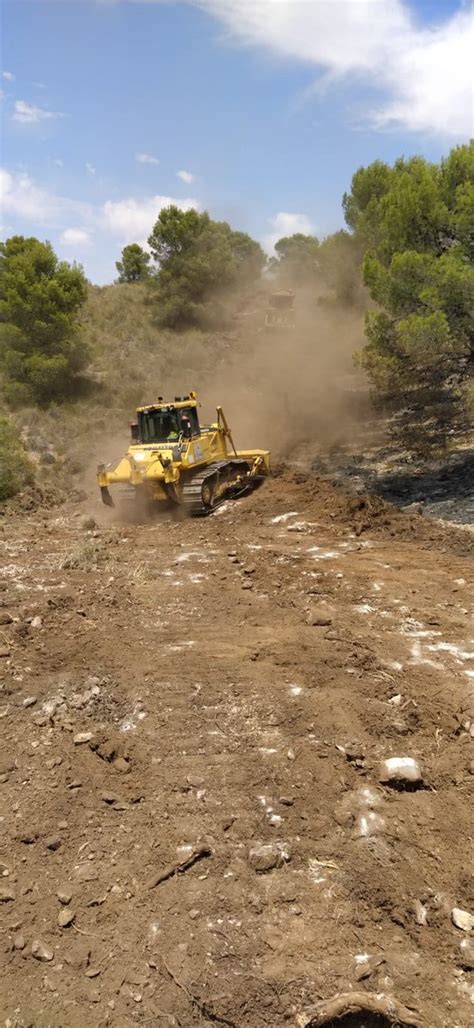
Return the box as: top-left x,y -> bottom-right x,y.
1,471 -> 473,1027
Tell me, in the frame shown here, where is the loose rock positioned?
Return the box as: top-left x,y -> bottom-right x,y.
451,907 -> 474,932
45,835 -> 62,851
57,887 -> 73,905
248,843 -> 291,873
378,756 -> 423,786
0,611 -> 13,625
0,886 -> 15,902
31,939 -> 54,962
458,937 -> 474,969
74,732 -> 93,745
58,907 -> 75,928
13,933 -> 26,951
113,757 -> 130,773
306,603 -> 333,627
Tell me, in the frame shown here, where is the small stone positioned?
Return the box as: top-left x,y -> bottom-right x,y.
31,616 -> 42,629
189,908 -> 200,920
45,835 -> 62,851
401,502 -> 423,515
0,648 -> 11,659
458,937 -> 474,969
0,611 -> 13,625
279,796 -> 294,806
452,907 -> 474,932
58,907 -> 75,928
243,565 -> 256,575
378,756 -> 423,786
413,899 -> 428,926
101,792 -> 120,805
14,933 -> 26,950
22,696 -> 37,708
241,580 -> 253,590
85,966 -> 101,978
57,888 -> 73,905
306,603 -> 333,627
31,939 -> 54,962
113,757 -> 130,774
63,941 -> 91,969
74,732 -> 93,745
0,886 -> 15,902
248,843 -> 291,873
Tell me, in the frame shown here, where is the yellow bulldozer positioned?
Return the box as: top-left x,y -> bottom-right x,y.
97,391 -> 270,516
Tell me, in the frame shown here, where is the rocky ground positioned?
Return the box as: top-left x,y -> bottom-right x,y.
0,469 -> 473,1028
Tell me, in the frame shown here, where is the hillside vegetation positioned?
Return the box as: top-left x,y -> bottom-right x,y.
0,142 -> 472,505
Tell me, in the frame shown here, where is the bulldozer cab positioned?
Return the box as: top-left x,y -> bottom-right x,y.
137,401 -> 200,444
265,289 -> 295,329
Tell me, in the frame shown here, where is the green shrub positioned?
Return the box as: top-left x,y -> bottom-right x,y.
0,416 -> 33,501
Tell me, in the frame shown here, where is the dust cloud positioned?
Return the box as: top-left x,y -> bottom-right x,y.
199,288 -> 371,459
87,284 -> 372,495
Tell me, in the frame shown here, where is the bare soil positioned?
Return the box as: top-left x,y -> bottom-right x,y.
1,470 -> 473,1027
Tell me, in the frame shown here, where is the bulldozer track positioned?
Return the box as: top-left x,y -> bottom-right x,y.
181,460 -> 262,515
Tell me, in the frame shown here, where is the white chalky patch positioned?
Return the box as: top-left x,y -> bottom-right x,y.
372,582 -> 383,592
120,705 -> 146,732
212,503 -> 230,516
455,578 -> 466,586
428,642 -> 474,661
409,640 -> 444,669
464,670 -> 474,679
269,813 -> 283,826
176,551 -> 210,564
289,685 -> 303,696
354,603 -> 376,614
271,512 -> 299,524
308,859 -> 326,884
354,953 -> 370,964
307,546 -> 339,560
259,747 -> 278,755
401,618 -> 442,639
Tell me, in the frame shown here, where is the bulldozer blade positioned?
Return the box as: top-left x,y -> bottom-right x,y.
100,486 -> 114,508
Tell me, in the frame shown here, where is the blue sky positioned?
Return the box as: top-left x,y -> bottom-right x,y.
1,0 -> 472,283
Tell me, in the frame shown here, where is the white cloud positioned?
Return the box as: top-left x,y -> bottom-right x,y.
136,152 -> 160,165
60,228 -> 91,246
196,0 -> 473,138
263,211 -> 314,253
102,194 -> 199,239
2,71 -> 14,82
1,166 -> 201,281
53,158 -> 64,167
12,99 -> 63,124
177,169 -> 195,184
86,162 -> 96,175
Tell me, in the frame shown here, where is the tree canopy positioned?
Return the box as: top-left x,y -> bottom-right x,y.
271,233 -> 320,282
345,142 -> 474,448
0,236 -> 88,405
147,206 -> 266,328
116,243 -> 151,283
